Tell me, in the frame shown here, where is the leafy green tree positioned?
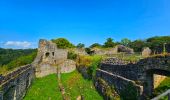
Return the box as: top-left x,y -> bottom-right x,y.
104,38 -> 116,48
76,43 -> 85,48
51,38 -> 75,49
129,40 -> 147,52
120,38 -> 131,47
90,43 -> 102,48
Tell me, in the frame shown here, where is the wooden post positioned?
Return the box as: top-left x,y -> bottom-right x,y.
168,93 -> 170,100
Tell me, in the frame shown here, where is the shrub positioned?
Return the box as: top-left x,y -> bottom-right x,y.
67,52 -> 77,60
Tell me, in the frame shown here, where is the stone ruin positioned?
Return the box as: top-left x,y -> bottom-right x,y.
33,39 -> 76,77
142,47 -> 152,57
91,45 -> 134,55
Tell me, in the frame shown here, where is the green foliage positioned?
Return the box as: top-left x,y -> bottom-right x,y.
0,48 -> 36,66
104,38 -> 116,48
87,56 -> 102,79
120,38 -> 131,47
76,43 -> 85,48
90,43 -> 102,48
24,74 -> 62,100
61,70 -> 103,100
97,78 -> 120,100
120,82 -> 138,100
153,77 -> 170,99
51,38 -> 75,49
147,36 -> 170,53
0,51 -> 37,74
129,39 -> 147,52
67,51 -> 77,60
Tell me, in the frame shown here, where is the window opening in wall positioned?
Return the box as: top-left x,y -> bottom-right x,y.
45,52 -> 50,58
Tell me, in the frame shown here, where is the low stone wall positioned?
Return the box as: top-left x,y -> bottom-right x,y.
0,64 -> 35,100
95,69 -> 143,99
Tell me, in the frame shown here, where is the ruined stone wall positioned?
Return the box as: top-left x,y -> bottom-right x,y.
34,39 -> 76,77
0,64 -> 35,100
98,55 -> 170,97
95,69 -> 143,99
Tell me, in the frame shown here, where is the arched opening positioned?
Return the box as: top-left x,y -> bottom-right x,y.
45,52 -> 50,58
144,69 -> 170,97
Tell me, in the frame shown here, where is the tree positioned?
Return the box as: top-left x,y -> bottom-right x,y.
104,38 -> 116,48
128,40 -> 146,52
51,38 -> 75,49
90,43 -> 102,48
76,43 -> 85,48
120,38 -> 131,47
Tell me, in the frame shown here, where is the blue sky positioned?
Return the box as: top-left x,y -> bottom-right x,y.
0,0 -> 170,48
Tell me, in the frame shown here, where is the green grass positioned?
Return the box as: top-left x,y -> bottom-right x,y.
153,77 -> 170,100
61,70 -> 103,100
24,74 -> 62,100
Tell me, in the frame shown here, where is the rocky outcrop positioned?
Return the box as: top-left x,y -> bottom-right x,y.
33,39 -> 76,77
117,45 -> 134,54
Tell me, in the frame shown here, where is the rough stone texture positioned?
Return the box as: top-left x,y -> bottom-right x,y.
95,69 -> 143,99
0,64 -> 35,100
91,45 -> 134,55
142,47 -> 152,57
91,47 -> 118,55
72,48 -> 87,55
33,39 -> 76,77
98,55 -> 170,98
117,45 -> 134,54
59,59 -> 76,73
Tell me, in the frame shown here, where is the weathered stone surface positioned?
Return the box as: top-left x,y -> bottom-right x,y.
91,47 -> 117,55
33,39 -> 76,77
0,64 -> 35,100
97,55 -> 170,98
117,45 -> 134,54
142,47 -> 152,57
59,59 -> 76,73
73,48 -> 87,55
91,45 -> 134,55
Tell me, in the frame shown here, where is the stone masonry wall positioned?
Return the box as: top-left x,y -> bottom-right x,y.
0,64 -> 35,100
95,69 -> 143,99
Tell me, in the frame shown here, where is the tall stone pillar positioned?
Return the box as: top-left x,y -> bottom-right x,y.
144,73 -> 154,96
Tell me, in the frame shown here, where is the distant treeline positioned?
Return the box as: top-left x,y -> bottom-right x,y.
52,36 -> 170,53
0,48 -> 37,74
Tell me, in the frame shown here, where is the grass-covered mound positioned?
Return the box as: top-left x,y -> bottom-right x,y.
24,74 -> 62,100
61,70 -> 103,100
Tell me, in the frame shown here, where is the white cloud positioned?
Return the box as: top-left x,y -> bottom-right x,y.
4,41 -> 32,48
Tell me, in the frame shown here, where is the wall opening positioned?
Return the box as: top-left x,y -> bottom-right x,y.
52,52 -> 54,56
45,52 -> 50,58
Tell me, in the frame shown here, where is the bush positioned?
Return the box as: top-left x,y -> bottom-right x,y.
51,38 -> 75,49
67,52 -> 77,60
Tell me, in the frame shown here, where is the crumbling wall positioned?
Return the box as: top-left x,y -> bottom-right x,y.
0,64 -> 35,100
33,39 -> 76,77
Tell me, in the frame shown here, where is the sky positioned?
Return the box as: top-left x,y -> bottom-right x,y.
0,0 -> 170,49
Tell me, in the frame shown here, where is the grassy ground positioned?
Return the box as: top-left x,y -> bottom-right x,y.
153,77 -> 170,100
61,70 -> 103,100
24,74 -> 62,100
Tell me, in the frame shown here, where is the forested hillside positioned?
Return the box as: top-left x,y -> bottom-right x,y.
0,48 -> 37,74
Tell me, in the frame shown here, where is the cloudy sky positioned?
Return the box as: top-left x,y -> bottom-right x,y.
0,0 -> 170,49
